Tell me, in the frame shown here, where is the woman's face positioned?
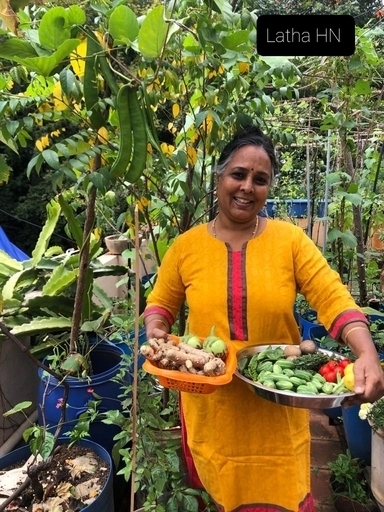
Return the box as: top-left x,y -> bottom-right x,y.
216,145 -> 272,224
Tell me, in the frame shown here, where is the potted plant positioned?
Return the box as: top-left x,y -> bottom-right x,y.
0,362 -> 115,512
327,449 -> 379,512
97,332 -> 215,512
360,398 -> 384,508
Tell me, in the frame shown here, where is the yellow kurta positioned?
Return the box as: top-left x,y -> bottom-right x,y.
146,220 -> 361,512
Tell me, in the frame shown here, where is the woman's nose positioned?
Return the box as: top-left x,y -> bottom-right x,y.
240,178 -> 254,193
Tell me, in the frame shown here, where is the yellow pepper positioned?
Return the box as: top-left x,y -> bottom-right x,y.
344,362 -> 354,375
343,363 -> 354,391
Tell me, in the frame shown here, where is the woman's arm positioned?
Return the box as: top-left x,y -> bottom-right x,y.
341,322 -> 384,403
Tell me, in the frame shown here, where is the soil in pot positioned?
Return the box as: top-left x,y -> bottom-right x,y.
0,443 -> 111,511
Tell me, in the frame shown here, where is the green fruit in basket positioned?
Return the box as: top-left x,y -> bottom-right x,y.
203,326 -> 228,359
181,321 -> 202,349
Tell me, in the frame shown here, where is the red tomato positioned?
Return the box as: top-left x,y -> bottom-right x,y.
337,359 -> 351,370
324,370 -> 337,383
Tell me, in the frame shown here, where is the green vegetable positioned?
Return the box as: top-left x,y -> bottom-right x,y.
272,363 -> 283,374
276,380 -> 294,390
203,326 -> 228,358
84,32 -> 105,130
293,369 -> 314,382
110,84 -> 133,179
274,358 -> 295,369
293,352 -> 333,372
125,86 -> 148,183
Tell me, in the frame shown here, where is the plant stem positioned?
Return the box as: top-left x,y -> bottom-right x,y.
69,154 -> 100,352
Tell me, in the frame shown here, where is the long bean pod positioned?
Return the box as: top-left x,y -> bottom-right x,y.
84,32 -> 105,130
125,86 -> 147,183
110,84 -> 133,179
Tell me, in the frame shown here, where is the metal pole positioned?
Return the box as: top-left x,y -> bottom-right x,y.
322,130 -> 331,254
306,142 -> 312,238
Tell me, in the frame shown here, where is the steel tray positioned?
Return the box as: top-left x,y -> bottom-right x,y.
235,344 -> 355,409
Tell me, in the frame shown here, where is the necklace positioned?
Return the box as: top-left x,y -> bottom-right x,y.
212,214 -> 259,239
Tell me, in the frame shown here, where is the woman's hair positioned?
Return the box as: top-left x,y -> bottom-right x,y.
215,125 -> 278,180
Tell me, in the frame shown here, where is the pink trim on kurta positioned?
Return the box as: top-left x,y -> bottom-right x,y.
219,494 -> 314,512
228,248 -> 248,341
143,305 -> 175,326
329,310 -> 369,340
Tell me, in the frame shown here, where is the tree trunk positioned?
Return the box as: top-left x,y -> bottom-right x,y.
69,148 -> 101,351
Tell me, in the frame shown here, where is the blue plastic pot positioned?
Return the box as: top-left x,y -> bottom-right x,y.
266,199 -> 309,219
342,405 -> 372,465
37,341 -> 124,454
298,309 -> 319,340
0,438 -> 115,512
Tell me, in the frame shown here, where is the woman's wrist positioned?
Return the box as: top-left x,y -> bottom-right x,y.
342,322 -> 377,357
144,315 -> 169,337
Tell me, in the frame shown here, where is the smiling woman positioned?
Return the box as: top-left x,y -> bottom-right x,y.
143,124 -> 384,512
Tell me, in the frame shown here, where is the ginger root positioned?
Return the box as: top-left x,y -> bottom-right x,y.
140,337 -> 227,376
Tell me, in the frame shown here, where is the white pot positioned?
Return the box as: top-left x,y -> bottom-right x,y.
371,426 -> 384,506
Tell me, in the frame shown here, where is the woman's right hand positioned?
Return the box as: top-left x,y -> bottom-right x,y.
147,327 -> 169,340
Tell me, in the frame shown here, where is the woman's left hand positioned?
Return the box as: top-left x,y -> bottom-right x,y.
345,353 -> 384,405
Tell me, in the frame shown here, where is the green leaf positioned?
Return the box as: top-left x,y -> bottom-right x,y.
11,317 -> 72,337
340,230 -> 357,248
210,0 -> 233,20
0,39 -> 38,61
42,149 -> 60,169
31,200 -> 61,266
3,401 -> 33,416
59,68 -> 76,98
353,78 -> 371,95
0,250 -> 23,273
0,39 -> 81,76
92,282 -> 114,310
26,294 -> 75,315
221,30 -> 250,51
66,5 -> 86,25
109,5 -> 139,45
138,5 -> 168,60
39,7 -> 71,50
57,193 -> 83,248
39,432 -> 55,461
42,266 -> 78,295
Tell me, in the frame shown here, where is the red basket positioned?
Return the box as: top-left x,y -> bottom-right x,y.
142,335 -> 237,394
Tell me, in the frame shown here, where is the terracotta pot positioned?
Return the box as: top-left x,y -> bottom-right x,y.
104,235 -> 130,255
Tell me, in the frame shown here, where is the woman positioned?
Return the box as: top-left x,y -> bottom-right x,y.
144,125 -> 384,512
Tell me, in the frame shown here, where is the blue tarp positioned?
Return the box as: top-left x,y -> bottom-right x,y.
0,226 -> 29,261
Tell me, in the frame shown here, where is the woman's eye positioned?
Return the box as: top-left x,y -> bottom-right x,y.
255,177 -> 268,185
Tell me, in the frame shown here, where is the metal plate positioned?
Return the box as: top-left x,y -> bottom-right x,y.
235,344 -> 355,409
